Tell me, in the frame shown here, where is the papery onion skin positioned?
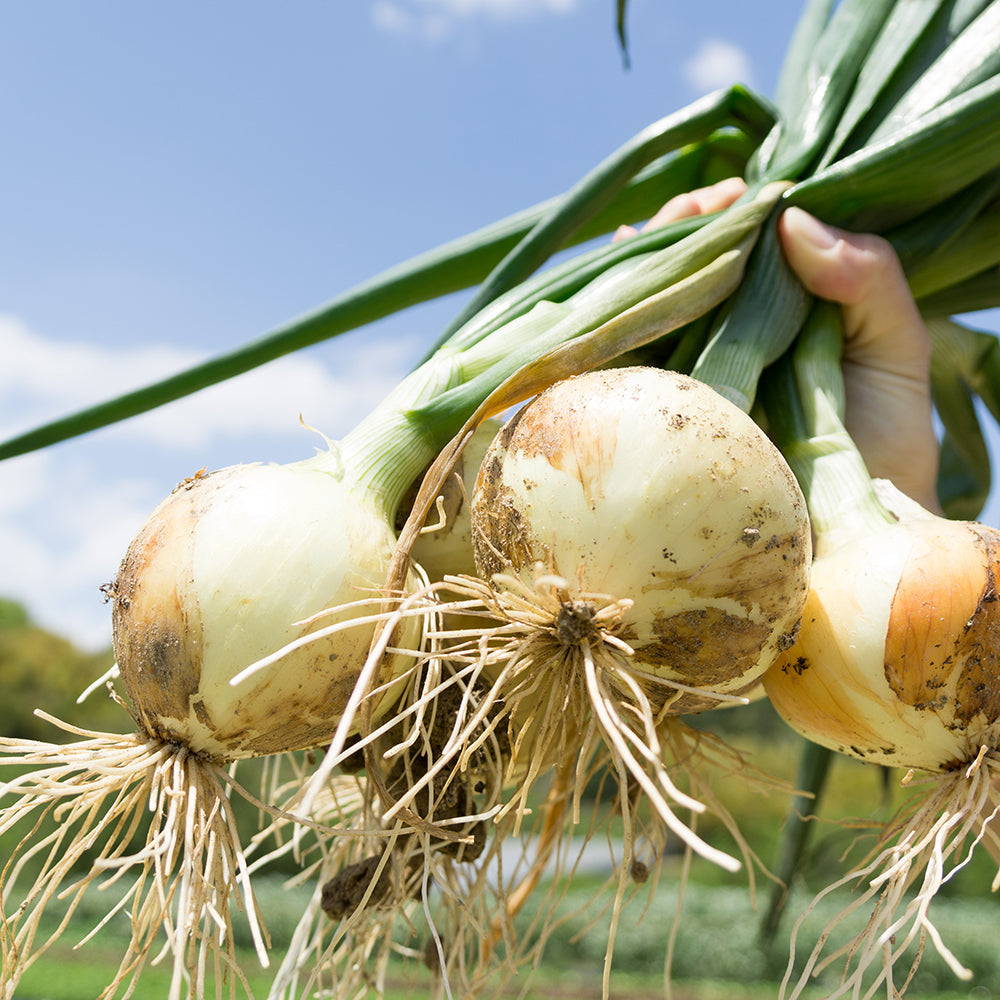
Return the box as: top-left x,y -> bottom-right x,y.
406,417 -> 503,581
471,367 -> 812,712
763,496 -> 1000,772
111,461 -> 421,760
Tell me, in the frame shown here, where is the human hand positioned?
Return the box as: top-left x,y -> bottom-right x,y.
621,177 -> 941,514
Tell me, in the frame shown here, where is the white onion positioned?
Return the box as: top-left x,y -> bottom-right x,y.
471,366 -> 811,712
111,457 -> 423,759
430,366 -> 814,877
764,480 -> 1000,773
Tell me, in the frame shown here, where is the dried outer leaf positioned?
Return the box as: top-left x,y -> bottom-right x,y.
785,75 -> 1000,232
754,0 -> 895,182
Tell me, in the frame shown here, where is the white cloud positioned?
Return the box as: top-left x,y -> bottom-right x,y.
0,449 -> 152,650
417,0 -> 579,15
0,315 -> 422,650
0,314 -> 415,449
372,0 -> 581,38
682,38 -> 754,93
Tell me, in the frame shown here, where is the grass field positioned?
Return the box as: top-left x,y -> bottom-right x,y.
9,867 -> 999,1000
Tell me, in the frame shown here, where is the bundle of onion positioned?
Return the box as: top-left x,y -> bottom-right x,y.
1,186 -> 785,1000
760,303 -> 1000,998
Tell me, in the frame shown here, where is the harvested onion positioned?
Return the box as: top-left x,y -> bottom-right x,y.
112,458 -> 421,759
451,366 -> 811,871
0,448 -> 425,1000
472,366 -> 810,712
760,305 -> 1000,998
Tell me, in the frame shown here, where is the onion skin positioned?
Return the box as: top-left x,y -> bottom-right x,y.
763,496 -> 1000,772
406,417 -> 503,581
471,367 -> 812,712
111,461 -> 420,760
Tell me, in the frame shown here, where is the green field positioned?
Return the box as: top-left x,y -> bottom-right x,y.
9,863 -> 999,1000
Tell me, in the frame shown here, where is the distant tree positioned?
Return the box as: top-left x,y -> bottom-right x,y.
0,601 -> 128,741
0,597 -> 30,630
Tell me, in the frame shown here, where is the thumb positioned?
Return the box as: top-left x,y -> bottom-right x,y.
778,206 -> 929,371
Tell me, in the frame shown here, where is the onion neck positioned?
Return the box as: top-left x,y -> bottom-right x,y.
315,184 -> 792,526
690,209 -> 810,412
297,356 -> 467,525
764,301 -> 897,559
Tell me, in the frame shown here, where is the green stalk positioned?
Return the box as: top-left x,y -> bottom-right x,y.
887,168 -> 1000,280
426,209 -> 715,358
332,183 -> 786,520
0,126 -> 758,464
433,85 -> 775,350
759,737 -> 833,944
689,207 -> 810,411
832,0 -> 994,160
771,0 -> 837,122
863,0 -> 1000,147
785,74 -> 1000,231
406,183 -> 785,448
930,335 -> 992,520
762,301 -> 896,559
916,266 -> 1000,316
812,0 -> 948,170
755,0 -> 896,182
906,195 -> 1000,299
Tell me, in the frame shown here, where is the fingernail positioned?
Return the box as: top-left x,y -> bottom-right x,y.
785,206 -> 839,250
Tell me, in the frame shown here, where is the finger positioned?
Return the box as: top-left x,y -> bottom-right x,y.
644,176 -> 748,231
778,206 -> 930,375
778,206 -> 939,512
611,223 -> 639,243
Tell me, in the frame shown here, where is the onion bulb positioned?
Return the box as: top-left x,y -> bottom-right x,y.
0,448 -> 425,1000
764,481 -> 1000,774
449,366 -> 811,870
473,366 -> 810,710
758,307 -> 1000,998
763,481 -> 1000,996
112,458 -> 421,759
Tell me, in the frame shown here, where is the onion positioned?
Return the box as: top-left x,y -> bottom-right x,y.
763,481 -> 1000,997
0,182 -> 787,997
0,443 -> 428,1000
455,366 -> 811,870
473,366 -> 810,711
764,481 -> 1000,774
112,457 -> 421,759
759,306 -> 1000,997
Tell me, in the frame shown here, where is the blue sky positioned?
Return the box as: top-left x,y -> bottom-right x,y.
1,0 -> 997,650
